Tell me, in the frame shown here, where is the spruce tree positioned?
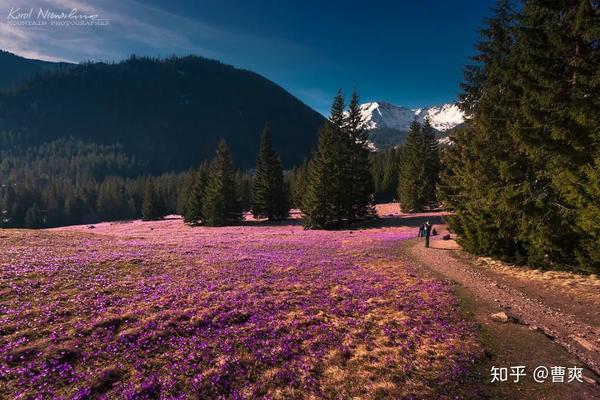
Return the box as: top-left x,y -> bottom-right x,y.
252,125 -> 289,220
141,179 -> 166,221
441,0 -> 529,260
183,163 -> 209,225
235,171 -> 253,212
24,203 -> 43,228
443,0 -> 599,270
64,193 -> 86,225
421,120 -> 440,204
302,89 -> 377,228
511,0 -> 600,270
202,140 -> 242,226
302,91 -> 349,228
177,170 -> 196,217
288,160 -> 309,208
329,90 -> 353,223
346,89 -> 375,220
398,121 -> 425,212
301,121 -> 340,228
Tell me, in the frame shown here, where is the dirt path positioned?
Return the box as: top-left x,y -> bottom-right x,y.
403,232 -> 600,399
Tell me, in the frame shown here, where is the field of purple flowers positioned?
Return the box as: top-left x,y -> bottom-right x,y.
0,217 -> 480,399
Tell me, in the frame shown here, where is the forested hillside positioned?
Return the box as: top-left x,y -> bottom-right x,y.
0,54 -> 324,171
0,50 -> 74,91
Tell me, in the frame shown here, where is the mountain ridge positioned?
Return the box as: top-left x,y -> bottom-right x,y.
358,101 -> 464,149
0,50 -> 74,91
0,52 -> 325,171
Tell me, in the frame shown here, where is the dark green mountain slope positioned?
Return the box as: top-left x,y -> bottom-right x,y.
0,50 -> 73,91
0,54 -> 324,171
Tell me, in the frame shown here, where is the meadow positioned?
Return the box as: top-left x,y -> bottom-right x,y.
0,214 -> 479,399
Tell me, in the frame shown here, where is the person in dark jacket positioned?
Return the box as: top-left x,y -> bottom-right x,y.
424,221 -> 432,248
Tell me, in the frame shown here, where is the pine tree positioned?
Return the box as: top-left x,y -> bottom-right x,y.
202,140 -> 242,226
440,0 -> 533,261
302,89 -> 377,228
252,125 -> 290,220
511,0 -> 600,270
288,160 -> 309,208
183,163 -> 209,225
236,171 -> 254,212
329,90 -> 353,223
141,179 -> 166,221
301,122 -> 341,228
177,170 -> 195,217
421,120 -> 440,204
24,203 -> 43,228
398,121 -> 425,212
346,89 -> 375,220
64,193 -> 87,225
443,0 -> 599,270
302,91 -> 349,228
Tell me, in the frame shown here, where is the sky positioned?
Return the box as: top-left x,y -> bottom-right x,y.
0,0 -> 497,115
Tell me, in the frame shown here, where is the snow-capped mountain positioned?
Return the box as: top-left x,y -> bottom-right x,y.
358,101 -> 464,149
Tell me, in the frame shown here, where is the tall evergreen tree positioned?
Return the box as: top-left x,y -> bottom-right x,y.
440,0 -> 600,269
421,120 -> 440,204
251,125 -> 290,220
64,192 -> 87,225
202,140 -> 242,226
346,89 -> 375,220
141,179 -> 166,221
302,89 -> 377,228
235,171 -> 254,212
182,163 -> 209,225
301,121 -> 341,228
24,203 -> 43,228
511,0 -> 600,270
440,0 -> 536,262
287,160 -> 309,208
397,121 -> 426,212
302,91 -> 349,228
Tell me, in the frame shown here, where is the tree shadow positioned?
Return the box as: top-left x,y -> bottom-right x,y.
349,214 -> 447,230
237,211 -> 447,231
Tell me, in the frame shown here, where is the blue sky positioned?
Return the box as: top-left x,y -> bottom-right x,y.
1,0 -> 497,114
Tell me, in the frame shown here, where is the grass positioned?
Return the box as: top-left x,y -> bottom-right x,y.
0,219 -> 479,399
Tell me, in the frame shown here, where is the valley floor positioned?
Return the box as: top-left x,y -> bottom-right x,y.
0,206 -> 598,398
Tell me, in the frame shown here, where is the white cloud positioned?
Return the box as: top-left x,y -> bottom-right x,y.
0,0 -> 311,64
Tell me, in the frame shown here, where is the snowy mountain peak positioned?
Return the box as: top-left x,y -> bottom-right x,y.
359,101 -> 464,133
357,101 -> 465,150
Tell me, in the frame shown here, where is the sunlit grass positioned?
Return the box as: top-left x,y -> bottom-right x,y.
0,220 -> 479,399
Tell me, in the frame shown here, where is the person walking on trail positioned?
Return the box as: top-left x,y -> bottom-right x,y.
424,221 -> 432,248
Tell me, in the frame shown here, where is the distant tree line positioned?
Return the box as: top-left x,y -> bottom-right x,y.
440,0 -> 600,273
0,90 -> 445,229
0,137 -> 255,228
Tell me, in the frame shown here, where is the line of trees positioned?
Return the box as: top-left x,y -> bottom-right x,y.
440,0 -> 599,273
1,92 -> 445,230
178,131 -> 290,227
0,137 -> 255,228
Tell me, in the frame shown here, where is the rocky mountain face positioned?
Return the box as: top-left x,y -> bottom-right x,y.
358,101 -> 464,149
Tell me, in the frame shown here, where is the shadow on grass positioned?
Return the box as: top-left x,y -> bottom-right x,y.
238,212 -> 447,231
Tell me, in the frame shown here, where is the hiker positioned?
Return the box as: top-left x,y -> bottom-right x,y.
418,223 -> 424,237
424,221 -> 432,248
